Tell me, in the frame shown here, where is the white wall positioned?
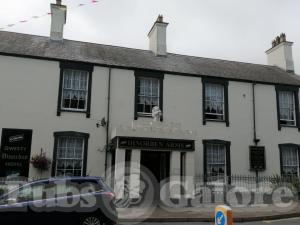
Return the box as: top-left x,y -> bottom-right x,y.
1,54 -> 300,179
109,71 -> 300,177
0,56 -> 109,178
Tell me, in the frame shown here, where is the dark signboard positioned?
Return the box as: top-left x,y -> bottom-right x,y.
118,137 -> 195,151
0,129 -> 33,177
249,146 -> 266,171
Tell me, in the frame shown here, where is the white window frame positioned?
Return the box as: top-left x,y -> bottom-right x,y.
61,69 -> 89,112
279,91 -> 296,126
55,136 -> 85,177
137,77 -> 160,116
281,146 -> 300,177
204,83 -> 225,120
206,143 -> 226,183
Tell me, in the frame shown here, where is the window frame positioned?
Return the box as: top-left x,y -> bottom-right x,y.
52,131 -> 90,177
202,78 -> 229,127
57,61 -> 94,118
275,85 -> 300,131
203,139 -> 231,184
134,70 -> 164,121
279,144 -> 300,177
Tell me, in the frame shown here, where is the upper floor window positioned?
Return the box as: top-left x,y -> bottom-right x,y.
278,91 -> 296,126
204,83 -> 225,120
276,86 -> 300,130
279,144 -> 300,177
52,132 -> 89,177
134,70 -> 164,120
62,69 -> 89,111
202,78 -> 229,126
137,77 -> 160,115
57,62 -> 93,118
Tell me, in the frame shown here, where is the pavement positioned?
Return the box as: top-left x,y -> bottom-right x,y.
118,203 -> 300,222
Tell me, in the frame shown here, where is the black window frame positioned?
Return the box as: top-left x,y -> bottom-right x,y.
279,143 -> 300,177
275,85 -> 300,131
134,70 -> 164,121
203,139 -> 231,184
202,78 -> 229,127
57,61 -> 94,118
51,131 -> 90,177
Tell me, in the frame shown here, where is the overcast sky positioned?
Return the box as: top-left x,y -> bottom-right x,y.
1,0 -> 299,73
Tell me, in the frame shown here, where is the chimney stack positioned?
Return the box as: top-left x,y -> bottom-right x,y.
266,33 -> 294,73
148,15 -> 169,56
50,0 -> 67,41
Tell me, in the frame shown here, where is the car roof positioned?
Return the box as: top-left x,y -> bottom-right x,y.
28,176 -> 103,184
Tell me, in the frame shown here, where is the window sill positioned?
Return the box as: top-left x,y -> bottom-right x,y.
58,109 -> 90,118
135,113 -> 163,121
204,119 -> 226,123
137,113 -> 152,117
279,124 -> 300,131
60,109 -> 87,113
203,118 -> 229,127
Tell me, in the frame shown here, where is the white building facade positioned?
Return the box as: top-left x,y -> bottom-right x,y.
0,1 -> 300,200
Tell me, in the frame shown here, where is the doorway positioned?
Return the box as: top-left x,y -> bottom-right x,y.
140,151 -> 170,182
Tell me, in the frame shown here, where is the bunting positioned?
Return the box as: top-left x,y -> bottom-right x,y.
0,0 -> 101,31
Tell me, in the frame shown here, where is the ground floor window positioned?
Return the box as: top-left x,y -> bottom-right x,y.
207,144 -> 226,178
52,132 -> 89,177
203,140 -> 231,183
280,144 -> 300,177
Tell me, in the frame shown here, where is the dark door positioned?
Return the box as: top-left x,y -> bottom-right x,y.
140,151 -> 170,182
140,151 -> 170,204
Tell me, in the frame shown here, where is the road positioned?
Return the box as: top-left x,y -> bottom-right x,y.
120,217 -> 300,225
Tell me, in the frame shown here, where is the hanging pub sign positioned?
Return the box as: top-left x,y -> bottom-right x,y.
118,137 -> 195,151
249,146 -> 266,171
0,129 -> 33,177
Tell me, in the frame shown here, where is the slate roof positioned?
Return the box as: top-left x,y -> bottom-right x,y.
1,31 -> 300,86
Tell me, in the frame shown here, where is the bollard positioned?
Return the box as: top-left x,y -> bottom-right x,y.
215,205 -> 233,225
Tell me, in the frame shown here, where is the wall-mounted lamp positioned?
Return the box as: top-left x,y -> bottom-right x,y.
96,117 -> 107,128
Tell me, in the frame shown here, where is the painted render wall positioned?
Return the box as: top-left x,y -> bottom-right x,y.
0,55 -> 109,178
0,54 -> 300,179
108,71 -> 300,177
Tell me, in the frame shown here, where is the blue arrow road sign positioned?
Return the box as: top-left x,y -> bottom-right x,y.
216,211 -> 225,225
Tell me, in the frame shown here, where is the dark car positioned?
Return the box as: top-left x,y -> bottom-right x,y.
0,176 -> 117,225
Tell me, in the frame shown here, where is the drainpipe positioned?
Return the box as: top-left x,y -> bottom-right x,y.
252,83 -> 260,146
104,67 -> 112,180
252,83 -> 260,188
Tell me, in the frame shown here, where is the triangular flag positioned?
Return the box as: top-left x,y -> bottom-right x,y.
7,24 -> 15,27
32,16 -> 39,19
92,0 -> 99,3
19,20 -> 27,23
78,3 -> 85,7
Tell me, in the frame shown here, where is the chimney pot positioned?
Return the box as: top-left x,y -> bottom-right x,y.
280,33 -> 286,42
276,36 -> 280,45
157,15 -> 163,23
56,0 -> 62,5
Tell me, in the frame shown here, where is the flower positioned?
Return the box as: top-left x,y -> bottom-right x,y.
30,152 -> 51,171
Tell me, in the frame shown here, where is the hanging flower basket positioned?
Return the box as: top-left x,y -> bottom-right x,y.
30,150 -> 51,172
